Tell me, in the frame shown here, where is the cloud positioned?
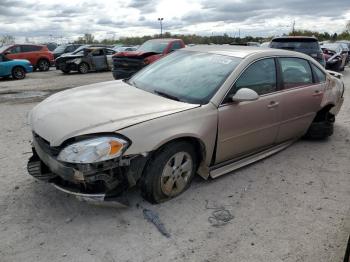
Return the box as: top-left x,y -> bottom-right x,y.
0,0 -> 348,43
127,0 -> 157,13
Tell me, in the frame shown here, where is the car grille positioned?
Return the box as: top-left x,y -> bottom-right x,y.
113,56 -> 145,72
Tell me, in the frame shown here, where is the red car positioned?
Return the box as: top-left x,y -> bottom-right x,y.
112,38 -> 185,79
1,44 -> 54,71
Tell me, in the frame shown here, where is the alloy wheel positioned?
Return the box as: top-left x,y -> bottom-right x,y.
160,151 -> 193,197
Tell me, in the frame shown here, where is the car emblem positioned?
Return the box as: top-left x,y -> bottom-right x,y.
122,63 -> 128,67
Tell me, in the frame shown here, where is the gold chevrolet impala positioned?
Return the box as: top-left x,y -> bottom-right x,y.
27,45 -> 345,204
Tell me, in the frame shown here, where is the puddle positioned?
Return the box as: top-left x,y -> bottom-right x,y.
0,91 -> 51,102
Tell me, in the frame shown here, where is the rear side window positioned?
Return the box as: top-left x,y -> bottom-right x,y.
170,41 -> 182,51
230,58 -> 277,96
311,64 -> 326,83
279,58 -> 313,89
21,45 -> 42,52
92,49 -> 104,56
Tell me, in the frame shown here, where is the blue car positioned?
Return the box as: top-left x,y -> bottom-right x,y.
0,54 -> 33,80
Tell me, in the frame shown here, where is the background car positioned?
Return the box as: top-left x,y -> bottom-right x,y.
260,42 -> 270,47
112,38 -> 185,80
270,36 -> 325,67
55,46 -> 116,74
53,44 -> 82,59
322,43 -> 348,71
336,41 -> 350,64
0,44 -> 54,71
113,46 -> 138,52
246,42 -> 260,47
44,42 -> 58,51
0,53 -> 33,80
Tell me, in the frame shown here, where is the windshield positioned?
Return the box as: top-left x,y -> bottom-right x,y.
270,39 -> 320,51
138,41 -> 169,53
53,45 -> 66,53
0,45 -> 11,53
130,51 -> 242,104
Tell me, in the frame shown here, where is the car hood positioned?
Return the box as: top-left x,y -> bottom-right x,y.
29,81 -> 199,146
13,59 -> 30,64
56,54 -> 83,61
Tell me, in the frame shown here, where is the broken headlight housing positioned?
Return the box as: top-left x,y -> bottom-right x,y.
57,137 -> 129,164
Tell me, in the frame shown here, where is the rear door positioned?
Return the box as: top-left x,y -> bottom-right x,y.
91,49 -> 108,70
275,57 -> 325,142
20,45 -> 41,65
216,58 -> 282,163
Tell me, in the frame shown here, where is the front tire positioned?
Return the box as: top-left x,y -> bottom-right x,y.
140,142 -> 198,204
78,62 -> 89,74
37,59 -> 50,71
12,66 -> 26,80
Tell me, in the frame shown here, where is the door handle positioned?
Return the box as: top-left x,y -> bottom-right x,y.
267,101 -> 279,109
312,90 -> 323,97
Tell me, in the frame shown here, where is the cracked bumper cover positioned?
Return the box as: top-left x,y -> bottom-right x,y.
27,135 -> 148,202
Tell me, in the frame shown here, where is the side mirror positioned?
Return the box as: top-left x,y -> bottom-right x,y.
4,51 -> 10,55
231,88 -> 259,102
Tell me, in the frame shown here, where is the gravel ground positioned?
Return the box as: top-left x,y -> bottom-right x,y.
0,68 -> 113,93
0,68 -> 349,262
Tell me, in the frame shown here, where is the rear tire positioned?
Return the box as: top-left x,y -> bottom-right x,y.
12,66 -> 26,80
305,112 -> 335,139
140,142 -> 198,204
37,59 -> 50,71
78,62 -> 89,74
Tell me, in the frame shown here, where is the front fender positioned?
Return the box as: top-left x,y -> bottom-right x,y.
118,104 -> 218,168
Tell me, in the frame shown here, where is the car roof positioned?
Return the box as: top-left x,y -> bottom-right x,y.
183,44 -> 307,59
147,38 -> 182,42
272,36 -> 318,40
16,44 -> 46,47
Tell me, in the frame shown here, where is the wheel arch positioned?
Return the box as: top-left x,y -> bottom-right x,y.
12,65 -> 26,71
36,57 -> 49,65
314,104 -> 335,122
151,136 -> 207,167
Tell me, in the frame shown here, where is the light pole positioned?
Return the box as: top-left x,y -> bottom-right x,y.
158,18 -> 164,38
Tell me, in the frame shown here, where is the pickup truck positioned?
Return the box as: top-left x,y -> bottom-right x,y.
112,38 -> 185,80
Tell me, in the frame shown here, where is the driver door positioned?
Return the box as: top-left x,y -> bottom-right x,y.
216,58 -> 282,163
91,49 -> 108,70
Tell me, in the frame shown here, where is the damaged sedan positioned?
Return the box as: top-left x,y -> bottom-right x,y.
27,46 -> 344,204
55,46 -> 116,74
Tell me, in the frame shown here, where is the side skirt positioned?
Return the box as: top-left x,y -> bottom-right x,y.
209,140 -> 295,179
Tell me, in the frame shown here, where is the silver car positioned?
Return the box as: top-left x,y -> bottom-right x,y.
27,46 -> 345,204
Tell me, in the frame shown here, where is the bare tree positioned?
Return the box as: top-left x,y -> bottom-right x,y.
0,35 -> 15,45
346,20 -> 350,32
84,33 -> 95,44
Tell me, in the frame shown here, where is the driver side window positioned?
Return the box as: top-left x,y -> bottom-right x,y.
228,58 -> 277,98
8,46 -> 21,54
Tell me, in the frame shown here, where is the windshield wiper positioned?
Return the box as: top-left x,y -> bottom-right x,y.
154,90 -> 180,101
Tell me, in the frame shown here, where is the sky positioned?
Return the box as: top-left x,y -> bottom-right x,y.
0,0 -> 349,43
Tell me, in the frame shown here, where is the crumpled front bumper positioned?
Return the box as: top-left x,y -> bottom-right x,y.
27,134 -> 148,204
